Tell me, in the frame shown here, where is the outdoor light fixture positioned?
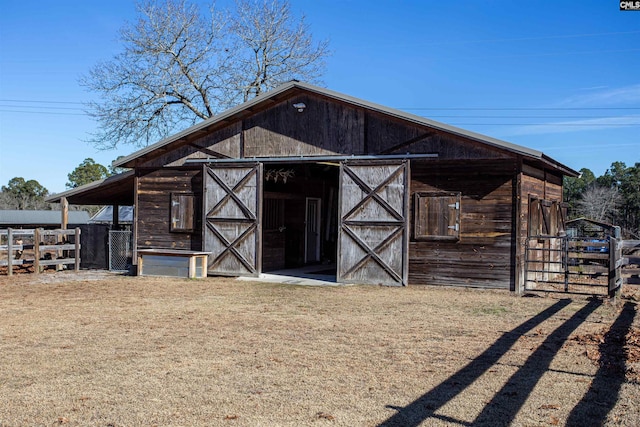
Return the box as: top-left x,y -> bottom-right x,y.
292,102 -> 306,112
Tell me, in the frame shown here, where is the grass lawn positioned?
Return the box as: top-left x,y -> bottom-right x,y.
0,271 -> 639,426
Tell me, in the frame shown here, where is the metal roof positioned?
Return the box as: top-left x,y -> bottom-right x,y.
89,205 -> 134,224
113,81 -> 579,177
0,210 -> 90,226
45,170 -> 135,205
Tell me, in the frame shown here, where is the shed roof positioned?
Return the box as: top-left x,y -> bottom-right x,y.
566,217 -> 619,231
113,81 -> 579,177
45,170 -> 135,205
0,210 -> 90,226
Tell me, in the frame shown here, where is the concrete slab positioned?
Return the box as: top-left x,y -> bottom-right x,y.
237,264 -> 354,286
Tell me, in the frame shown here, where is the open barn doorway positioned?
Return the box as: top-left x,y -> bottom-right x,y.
261,162 -> 339,280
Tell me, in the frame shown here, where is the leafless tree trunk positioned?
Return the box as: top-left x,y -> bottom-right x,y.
81,0 -> 329,149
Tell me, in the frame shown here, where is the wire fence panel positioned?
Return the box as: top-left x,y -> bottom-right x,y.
108,230 -> 132,272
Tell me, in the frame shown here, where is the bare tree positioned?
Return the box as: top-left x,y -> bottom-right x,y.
81,0 -> 329,149
232,0 -> 329,101
576,185 -> 622,223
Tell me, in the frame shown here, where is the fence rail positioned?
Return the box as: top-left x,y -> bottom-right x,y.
0,228 -> 81,275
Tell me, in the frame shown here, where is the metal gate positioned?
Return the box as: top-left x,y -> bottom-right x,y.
337,160 -> 409,286
524,236 -> 622,296
109,230 -> 132,272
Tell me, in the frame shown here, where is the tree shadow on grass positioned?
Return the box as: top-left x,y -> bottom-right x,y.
379,298 -> 601,427
472,298 -> 602,425
565,300 -> 637,427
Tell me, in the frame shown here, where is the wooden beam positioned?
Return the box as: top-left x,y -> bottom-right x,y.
61,197 -> 69,230
34,228 -> 41,274
186,142 -> 232,159
75,227 -> 81,272
112,204 -> 119,229
380,131 -> 436,155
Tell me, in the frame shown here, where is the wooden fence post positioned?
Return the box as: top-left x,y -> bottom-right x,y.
7,228 -> 13,276
563,237 -> 568,292
609,237 -> 621,299
34,228 -> 41,274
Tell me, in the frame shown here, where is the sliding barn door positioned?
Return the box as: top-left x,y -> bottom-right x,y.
203,163 -> 262,276
337,160 -> 409,286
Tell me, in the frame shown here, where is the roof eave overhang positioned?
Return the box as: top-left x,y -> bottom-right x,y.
45,170 -> 135,206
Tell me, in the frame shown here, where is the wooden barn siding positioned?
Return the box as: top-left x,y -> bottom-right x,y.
408,160 -> 517,288
141,122 -> 242,168
366,110 -> 511,159
137,93 -> 518,168
243,94 -> 366,157
136,168 -> 202,250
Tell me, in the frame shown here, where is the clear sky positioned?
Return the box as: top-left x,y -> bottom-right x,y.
1,0 -> 639,194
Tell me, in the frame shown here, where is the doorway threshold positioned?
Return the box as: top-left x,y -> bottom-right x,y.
237,264 -> 349,286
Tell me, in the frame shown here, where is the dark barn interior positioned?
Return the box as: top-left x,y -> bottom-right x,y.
262,163 -> 339,272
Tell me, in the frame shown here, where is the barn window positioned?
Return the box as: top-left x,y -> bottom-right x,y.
170,193 -> 195,233
414,192 -> 461,241
528,197 -> 567,237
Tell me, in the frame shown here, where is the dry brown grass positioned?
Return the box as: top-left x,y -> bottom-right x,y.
0,271 -> 639,426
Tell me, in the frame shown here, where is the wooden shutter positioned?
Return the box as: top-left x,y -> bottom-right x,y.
541,200 -> 552,235
170,193 -> 195,233
529,197 -> 566,237
414,192 -> 460,241
203,163 -> 262,276
528,197 -> 542,237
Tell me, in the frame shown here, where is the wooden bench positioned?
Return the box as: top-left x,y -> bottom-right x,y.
137,249 -> 210,279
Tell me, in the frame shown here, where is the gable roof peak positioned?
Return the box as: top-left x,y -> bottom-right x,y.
112,81 -> 578,177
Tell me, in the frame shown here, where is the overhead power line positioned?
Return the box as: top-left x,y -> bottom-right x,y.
0,99 -> 638,128
0,99 -> 84,105
400,107 -> 640,111
415,30 -> 640,46
2,98 -> 639,112
0,109 -> 86,116
441,123 -> 639,126
0,104 -> 84,111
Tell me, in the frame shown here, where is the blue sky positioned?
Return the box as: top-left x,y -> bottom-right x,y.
1,0 -> 639,194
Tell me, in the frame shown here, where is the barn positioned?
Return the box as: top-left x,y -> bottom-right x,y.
48,82 -> 578,291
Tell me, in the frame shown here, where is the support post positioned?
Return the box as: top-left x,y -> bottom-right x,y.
61,197 -> 68,230
75,227 -> 81,272
112,204 -> 119,229
34,228 -> 41,274
189,255 -> 197,279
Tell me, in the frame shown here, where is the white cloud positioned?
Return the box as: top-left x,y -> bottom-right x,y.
556,84 -> 640,107
499,115 -> 640,137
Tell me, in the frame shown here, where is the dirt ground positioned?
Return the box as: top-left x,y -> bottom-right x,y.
0,271 -> 639,427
